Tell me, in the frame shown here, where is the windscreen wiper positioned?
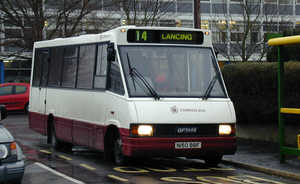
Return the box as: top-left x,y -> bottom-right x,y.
126,53 -> 160,100
203,74 -> 218,100
203,55 -> 222,100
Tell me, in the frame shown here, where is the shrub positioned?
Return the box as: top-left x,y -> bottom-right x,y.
222,62 -> 300,124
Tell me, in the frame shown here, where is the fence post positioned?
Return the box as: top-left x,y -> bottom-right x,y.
277,46 -> 285,163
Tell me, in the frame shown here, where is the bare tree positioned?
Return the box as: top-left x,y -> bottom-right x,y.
0,0 -> 176,58
0,0 -> 103,58
120,0 -> 175,26
212,0 -> 282,62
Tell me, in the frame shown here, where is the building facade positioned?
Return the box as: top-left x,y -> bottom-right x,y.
0,0 -> 300,81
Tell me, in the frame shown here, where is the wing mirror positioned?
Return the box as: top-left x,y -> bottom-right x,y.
107,43 -> 116,62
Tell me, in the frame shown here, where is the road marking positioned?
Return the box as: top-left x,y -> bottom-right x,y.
184,168 -> 211,172
211,167 -> 235,171
80,164 -> 96,171
230,175 -> 286,184
161,177 -> 205,183
196,176 -> 244,184
114,167 -> 150,173
58,155 -> 72,161
40,149 -> 51,154
146,167 -> 177,172
108,175 -> 128,182
35,162 -> 85,184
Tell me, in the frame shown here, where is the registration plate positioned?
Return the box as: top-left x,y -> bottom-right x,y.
175,142 -> 202,149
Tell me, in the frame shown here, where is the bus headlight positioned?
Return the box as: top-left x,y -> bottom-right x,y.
138,125 -> 153,136
219,124 -> 233,136
131,124 -> 154,136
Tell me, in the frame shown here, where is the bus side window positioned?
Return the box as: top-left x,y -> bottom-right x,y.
77,44 -> 96,89
61,46 -> 78,88
94,44 -> 108,89
32,50 -> 42,86
40,51 -> 49,87
33,49 -> 49,87
48,47 -> 63,87
107,60 -> 124,95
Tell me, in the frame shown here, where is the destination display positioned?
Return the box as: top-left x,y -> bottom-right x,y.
127,29 -> 204,44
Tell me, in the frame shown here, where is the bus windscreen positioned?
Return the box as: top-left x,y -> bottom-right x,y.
127,29 -> 204,44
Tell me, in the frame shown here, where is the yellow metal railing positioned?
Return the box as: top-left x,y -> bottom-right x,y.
268,35 -> 300,46
268,35 -> 300,162
280,108 -> 300,115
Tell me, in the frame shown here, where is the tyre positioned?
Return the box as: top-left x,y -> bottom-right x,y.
204,154 -> 223,167
12,177 -> 23,184
24,103 -> 29,114
113,134 -> 127,165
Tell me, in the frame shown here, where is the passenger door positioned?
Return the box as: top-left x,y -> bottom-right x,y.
30,49 -> 49,135
39,49 -> 50,133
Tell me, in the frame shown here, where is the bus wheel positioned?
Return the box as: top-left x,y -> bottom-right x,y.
113,135 -> 126,165
204,154 -> 223,167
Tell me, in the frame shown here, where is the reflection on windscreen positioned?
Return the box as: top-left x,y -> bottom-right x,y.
119,46 -> 226,98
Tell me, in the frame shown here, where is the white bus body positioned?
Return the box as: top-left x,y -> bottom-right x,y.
29,26 -> 236,165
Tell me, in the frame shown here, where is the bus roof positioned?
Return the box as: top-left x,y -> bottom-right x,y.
34,26 -> 212,48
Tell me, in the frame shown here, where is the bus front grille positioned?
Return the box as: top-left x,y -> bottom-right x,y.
153,124 -> 219,137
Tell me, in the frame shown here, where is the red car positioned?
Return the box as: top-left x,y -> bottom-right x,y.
0,83 -> 30,112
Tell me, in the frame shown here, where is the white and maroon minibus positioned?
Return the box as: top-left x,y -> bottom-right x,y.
29,26 -> 236,165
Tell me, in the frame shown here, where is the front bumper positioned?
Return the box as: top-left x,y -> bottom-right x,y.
0,160 -> 25,183
122,136 -> 236,158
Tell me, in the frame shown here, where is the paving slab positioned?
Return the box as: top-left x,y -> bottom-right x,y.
223,139 -> 300,181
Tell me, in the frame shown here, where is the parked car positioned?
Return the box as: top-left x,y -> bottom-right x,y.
0,83 -> 30,113
0,105 -> 25,184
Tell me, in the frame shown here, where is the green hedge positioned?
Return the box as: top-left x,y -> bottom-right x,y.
222,62 -> 300,124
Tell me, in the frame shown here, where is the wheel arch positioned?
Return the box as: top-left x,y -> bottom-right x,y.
103,124 -> 120,161
104,125 -> 119,146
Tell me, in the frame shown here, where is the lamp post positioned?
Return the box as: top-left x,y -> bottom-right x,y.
193,0 -> 201,29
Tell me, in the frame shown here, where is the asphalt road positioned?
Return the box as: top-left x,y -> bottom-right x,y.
2,112 -> 299,184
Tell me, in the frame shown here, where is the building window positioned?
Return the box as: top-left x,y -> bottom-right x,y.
279,0 -> 292,4
264,0 -> 277,4
103,0 -> 120,11
231,32 -> 244,42
177,0 -> 193,13
160,19 -> 176,27
212,31 -> 227,43
160,1 -> 176,12
213,0 -> 226,3
4,29 -> 21,39
248,0 -> 261,3
251,32 -> 259,44
230,0 -> 243,3
201,20 -> 210,29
